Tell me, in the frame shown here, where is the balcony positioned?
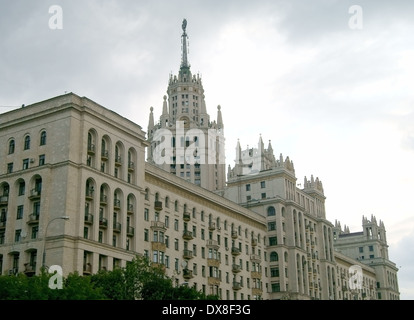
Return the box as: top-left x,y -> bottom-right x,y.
154,201 -> 163,211
232,264 -> 242,273
206,239 -> 219,249
99,217 -> 108,228
251,238 -> 258,247
231,246 -> 240,256
151,221 -> 166,231
115,156 -> 122,166
127,204 -> 134,214
183,249 -> 193,260
101,150 -> 109,161
128,161 -> 135,172
24,263 -> 36,277
100,195 -> 108,205
29,189 -> 41,200
113,222 -> 121,233
83,263 -> 92,275
182,230 -> 193,240
183,212 -> 191,222
127,226 -> 134,237
231,231 -> 238,239
85,188 -> 94,200
0,196 -> 8,206
84,214 -> 94,225
27,213 -> 40,225
208,222 -> 216,231
233,281 -> 242,291
250,254 -> 261,263
183,268 -> 193,280
0,219 -> 6,229
113,199 -> 121,210
87,144 -> 95,155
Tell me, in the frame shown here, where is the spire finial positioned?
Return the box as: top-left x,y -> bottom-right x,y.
181,19 -> 189,69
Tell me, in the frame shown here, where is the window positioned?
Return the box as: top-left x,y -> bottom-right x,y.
270,251 -> 279,262
261,181 -> 266,188
246,184 -> 251,191
269,237 -> 278,246
369,245 -> 374,252
39,155 -> 45,166
17,205 -> 24,219
144,229 -> 149,241
268,222 -> 276,231
7,163 -> 13,174
23,159 -> 29,170
8,140 -> 15,154
18,182 -> 25,195
261,193 -> 266,199
24,136 -> 31,150
144,208 -> 149,221
15,229 -> 22,242
270,267 -> 279,277
31,226 -> 39,239
40,131 -> 47,145
359,247 -> 364,253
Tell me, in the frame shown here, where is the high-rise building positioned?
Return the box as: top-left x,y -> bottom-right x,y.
146,19 -> 226,192
0,19 -> 399,300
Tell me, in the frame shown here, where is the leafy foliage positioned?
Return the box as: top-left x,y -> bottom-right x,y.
0,255 -> 219,300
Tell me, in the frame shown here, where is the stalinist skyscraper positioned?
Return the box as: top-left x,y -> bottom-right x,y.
147,19 -> 226,192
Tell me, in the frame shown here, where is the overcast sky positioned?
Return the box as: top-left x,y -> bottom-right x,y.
1,0 -> 413,299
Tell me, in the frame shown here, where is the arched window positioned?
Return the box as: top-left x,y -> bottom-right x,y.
24,135 -> 31,150
267,206 -> 276,216
40,131 -> 47,145
270,251 -> 279,262
8,140 -> 15,154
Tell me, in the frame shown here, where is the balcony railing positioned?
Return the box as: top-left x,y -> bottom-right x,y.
127,226 -> 134,237
113,222 -> 121,233
154,201 -> 163,211
99,217 -> 108,228
182,230 -> 193,240
183,249 -> 193,260
27,213 -> 40,224
84,214 -> 94,225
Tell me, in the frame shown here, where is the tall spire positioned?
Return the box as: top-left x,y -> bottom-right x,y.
181,18 -> 190,69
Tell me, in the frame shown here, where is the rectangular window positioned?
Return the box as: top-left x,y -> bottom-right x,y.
268,222 -> 276,231
39,154 -> 45,166
144,229 -> 149,241
359,247 -> 364,253
23,159 -> 29,170
261,181 -> 266,188
369,245 -> 374,252
269,236 -> 277,246
15,229 -> 22,242
7,163 -> 13,174
31,226 -> 39,239
16,205 -> 24,220
144,208 -> 149,221
246,184 -> 251,191
18,182 -> 25,196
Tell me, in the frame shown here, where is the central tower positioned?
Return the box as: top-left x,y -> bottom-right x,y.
147,19 -> 226,192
